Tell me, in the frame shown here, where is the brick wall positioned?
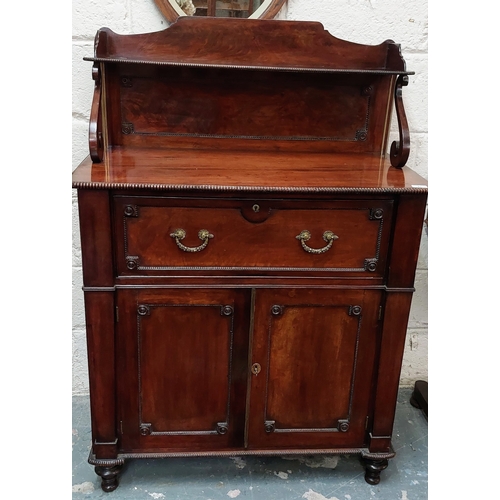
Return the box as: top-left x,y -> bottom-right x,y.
72,0 -> 428,394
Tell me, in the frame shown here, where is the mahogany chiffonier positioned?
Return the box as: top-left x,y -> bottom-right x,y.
72,17 -> 427,492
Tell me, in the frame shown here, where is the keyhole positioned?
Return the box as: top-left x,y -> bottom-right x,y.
251,363 -> 261,375
252,204 -> 260,213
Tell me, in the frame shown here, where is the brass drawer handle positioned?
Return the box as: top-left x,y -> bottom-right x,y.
296,230 -> 339,254
170,228 -> 214,252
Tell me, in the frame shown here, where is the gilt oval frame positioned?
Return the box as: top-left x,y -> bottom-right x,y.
154,0 -> 287,22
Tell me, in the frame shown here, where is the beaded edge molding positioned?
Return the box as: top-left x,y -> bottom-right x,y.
88,447 -> 395,465
72,182 -> 427,194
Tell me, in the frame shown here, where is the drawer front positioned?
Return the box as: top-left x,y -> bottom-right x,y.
113,197 -> 393,277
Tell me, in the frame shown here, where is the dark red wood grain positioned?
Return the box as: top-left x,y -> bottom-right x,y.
89,17 -> 409,72
75,18 -> 426,490
72,150 -> 427,191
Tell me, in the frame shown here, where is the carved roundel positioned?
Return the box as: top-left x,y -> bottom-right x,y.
349,305 -> 362,316
264,420 -> 276,433
216,422 -> 228,435
271,305 -> 283,316
123,204 -> 138,217
126,257 -> 138,270
221,305 -> 234,316
338,421 -> 350,432
364,259 -> 378,272
137,305 -> 150,316
140,424 -> 151,436
369,208 -> 384,220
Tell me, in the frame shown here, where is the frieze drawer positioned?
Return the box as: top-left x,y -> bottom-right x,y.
113,196 -> 394,277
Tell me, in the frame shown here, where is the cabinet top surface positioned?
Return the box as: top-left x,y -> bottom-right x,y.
72,148 -> 427,193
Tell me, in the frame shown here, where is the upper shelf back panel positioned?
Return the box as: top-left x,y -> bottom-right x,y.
88,17 -> 410,73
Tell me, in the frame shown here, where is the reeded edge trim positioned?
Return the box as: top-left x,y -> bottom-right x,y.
113,284 -> 413,291
109,448 -> 389,459
72,182 -> 427,194
83,57 -> 414,76
88,453 -> 125,467
361,449 -> 396,460
89,447 -> 395,462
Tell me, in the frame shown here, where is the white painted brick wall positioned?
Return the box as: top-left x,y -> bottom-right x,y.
72,0 -> 428,394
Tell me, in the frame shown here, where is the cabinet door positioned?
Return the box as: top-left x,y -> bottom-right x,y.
247,289 -> 380,449
116,288 -> 250,453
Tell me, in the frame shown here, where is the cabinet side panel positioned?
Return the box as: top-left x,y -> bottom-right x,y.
77,189 -> 114,286
387,193 -> 427,288
370,291 -> 412,452
84,290 -> 117,459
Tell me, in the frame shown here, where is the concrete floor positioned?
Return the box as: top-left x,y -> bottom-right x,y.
72,388 -> 427,499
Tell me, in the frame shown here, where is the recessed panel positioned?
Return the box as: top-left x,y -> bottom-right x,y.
119,68 -> 373,141
266,305 -> 359,430
115,197 -> 393,277
139,304 -> 233,433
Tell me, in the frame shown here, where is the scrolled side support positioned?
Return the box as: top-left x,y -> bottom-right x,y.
390,74 -> 410,168
89,62 -> 104,162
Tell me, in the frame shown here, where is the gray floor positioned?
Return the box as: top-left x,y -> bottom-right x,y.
72,388 -> 427,499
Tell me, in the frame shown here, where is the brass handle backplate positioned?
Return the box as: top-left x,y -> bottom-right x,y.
296,230 -> 339,254
170,228 -> 214,252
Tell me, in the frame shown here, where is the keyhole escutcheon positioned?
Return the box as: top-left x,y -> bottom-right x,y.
251,363 -> 261,375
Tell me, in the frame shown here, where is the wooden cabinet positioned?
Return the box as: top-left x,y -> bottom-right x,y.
73,17 -> 427,492
115,286 -> 381,455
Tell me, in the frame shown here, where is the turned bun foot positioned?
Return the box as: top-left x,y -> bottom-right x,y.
362,458 -> 389,485
95,465 -> 122,492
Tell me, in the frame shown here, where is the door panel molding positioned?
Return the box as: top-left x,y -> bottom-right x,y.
262,304 -> 362,434
247,288 -> 380,449
137,302 -> 234,436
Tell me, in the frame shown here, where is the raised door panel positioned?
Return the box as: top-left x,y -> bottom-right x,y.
117,288 -> 250,452
247,288 -> 380,449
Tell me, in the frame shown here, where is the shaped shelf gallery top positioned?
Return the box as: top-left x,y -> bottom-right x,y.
72,16 -> 427,195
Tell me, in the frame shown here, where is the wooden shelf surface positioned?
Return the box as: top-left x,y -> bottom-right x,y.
72,148 -> 427,193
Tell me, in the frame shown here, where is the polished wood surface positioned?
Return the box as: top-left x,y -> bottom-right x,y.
85,17 -> 412,166
247,288 -> 380,449
116,288 -> 251,452
76,18 -> 426,491
115,66 -> 391,154
88,17 -> 410,72
73,150 -> 427,191
112,196 -> 394,278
